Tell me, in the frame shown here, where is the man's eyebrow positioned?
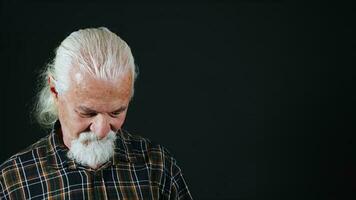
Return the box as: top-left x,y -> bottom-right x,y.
77,105 -> 127,113
77,106 -> 97,113
112,106 -> 127,113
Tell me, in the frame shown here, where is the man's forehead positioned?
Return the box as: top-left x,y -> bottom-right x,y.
64,69 -> 133,103
74,72 -> 84,84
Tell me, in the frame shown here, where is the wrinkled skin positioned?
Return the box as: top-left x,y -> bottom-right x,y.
50,70 -> 132,149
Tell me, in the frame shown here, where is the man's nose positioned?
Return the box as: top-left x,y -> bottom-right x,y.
90,114 -> 111,139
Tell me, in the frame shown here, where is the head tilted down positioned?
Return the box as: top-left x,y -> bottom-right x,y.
35,27 -> 137,168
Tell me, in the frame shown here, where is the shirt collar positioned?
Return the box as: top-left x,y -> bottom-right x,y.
46,121 -> 136,170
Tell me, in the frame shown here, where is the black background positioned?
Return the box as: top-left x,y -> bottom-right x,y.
0,1 -> 354,199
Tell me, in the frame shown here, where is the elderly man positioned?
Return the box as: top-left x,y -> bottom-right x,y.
0,27 -> 193,200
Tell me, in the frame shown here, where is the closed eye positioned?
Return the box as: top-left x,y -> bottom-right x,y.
80,112 -> 97,118
75,105 -> 127,118
110,106 -> 127,117
110,111 -> 121,117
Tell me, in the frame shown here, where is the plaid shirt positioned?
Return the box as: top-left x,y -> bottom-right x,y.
0,124 -> 193,200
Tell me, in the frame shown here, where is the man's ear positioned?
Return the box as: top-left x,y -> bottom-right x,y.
48,76 -> 58,99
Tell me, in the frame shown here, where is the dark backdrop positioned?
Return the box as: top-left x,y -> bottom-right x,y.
0,1 -> 354,199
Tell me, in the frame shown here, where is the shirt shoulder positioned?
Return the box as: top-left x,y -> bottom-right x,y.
0,134 -> 49,174
120,130 -> 177,168
121,131 -> 193,199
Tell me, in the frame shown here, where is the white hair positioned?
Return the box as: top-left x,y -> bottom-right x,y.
67,131 -> 117,168
35,27 -> 137,128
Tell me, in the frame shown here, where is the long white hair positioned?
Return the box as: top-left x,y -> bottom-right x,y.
35,27 -> 137,128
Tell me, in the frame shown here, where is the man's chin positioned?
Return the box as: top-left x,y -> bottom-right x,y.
67,131 -> 117,168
